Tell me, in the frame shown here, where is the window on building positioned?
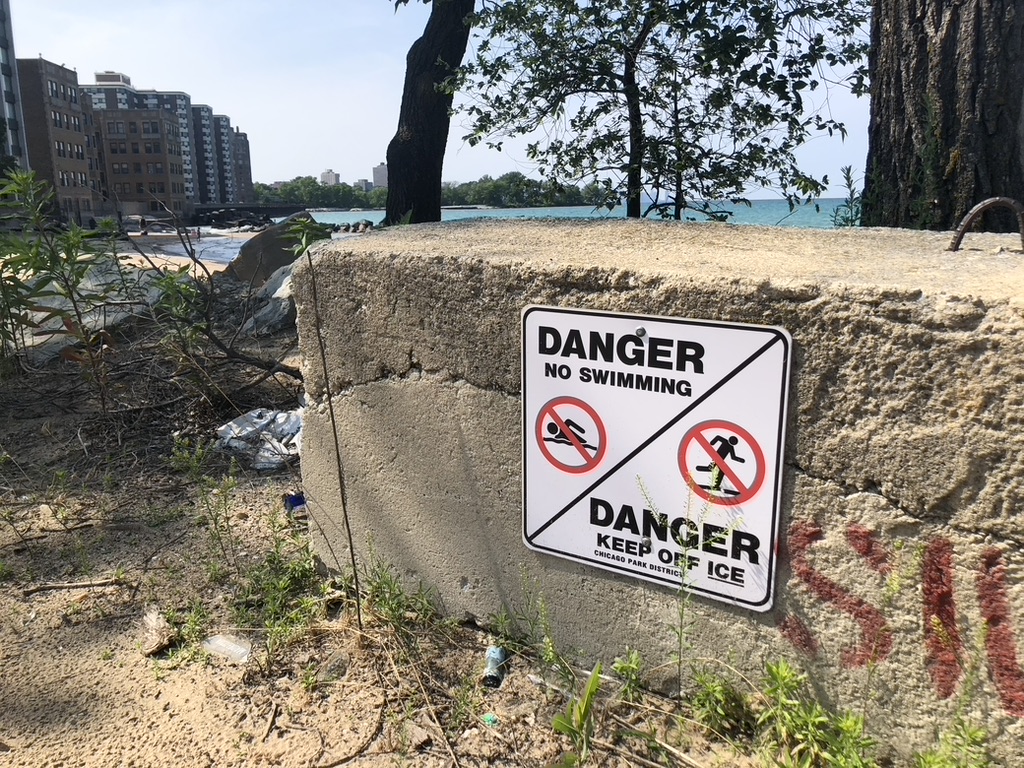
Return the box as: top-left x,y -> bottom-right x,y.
70,87 -> 78,104
149,201 -> 160,212
59,83 -> 66,99
148,182 -> 156,193
157,182 -> 165,193
51,110 -> 60,128
75,144 -> 83,160
109,141 -> 119,154
145,163 -> 154,174
133,162 -> 142,173
136,182 -> 144,193
72,115 -> 80,132
128,121 -> 137,133
155,162 -> 163,174
48,80 -> 58,97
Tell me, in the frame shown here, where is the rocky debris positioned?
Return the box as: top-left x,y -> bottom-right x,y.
240,262 -> 296,337
226,211 -> 315,287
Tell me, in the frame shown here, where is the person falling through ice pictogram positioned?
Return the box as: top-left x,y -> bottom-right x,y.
544,419 -> 597,453
695,434 -> 744,495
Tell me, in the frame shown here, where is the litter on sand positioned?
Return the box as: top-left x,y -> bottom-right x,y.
215,407 -> 302,470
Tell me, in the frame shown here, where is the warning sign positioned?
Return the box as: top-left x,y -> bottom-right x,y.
536,396 -> 607,474
679,420 -> 765,505
522,306 -> 792,612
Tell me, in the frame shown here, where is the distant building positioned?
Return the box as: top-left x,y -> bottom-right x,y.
321,169 -> 340,186
92,106 -> 188,218
82,73 -> 198,205
232,127 -> 253,203
190,104 -> 220,204
0,1 -> 28,170
17,57 -> 99,224
353,179 -> 372,193
212,114 -> 236,203
372,162 -> 387,189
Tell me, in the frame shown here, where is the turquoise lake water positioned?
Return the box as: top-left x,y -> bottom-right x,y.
311,198 -> 849,230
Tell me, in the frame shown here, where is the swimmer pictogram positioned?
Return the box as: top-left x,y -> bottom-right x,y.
535,396 -> 607,474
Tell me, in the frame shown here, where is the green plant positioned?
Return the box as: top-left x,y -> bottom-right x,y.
362,555 -> 437,633
168,435 -> 214,482
831,165 -> 862,227
611,647 -> 644,703
690,666 -> 755,740
552,662 -> 603,766
914,716 -> 990,768
757,659 -> 875,768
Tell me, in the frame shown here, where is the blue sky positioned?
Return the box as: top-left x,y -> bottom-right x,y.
10,0 -> 868,194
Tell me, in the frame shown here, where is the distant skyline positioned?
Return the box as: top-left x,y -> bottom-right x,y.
9,0 -> 869,195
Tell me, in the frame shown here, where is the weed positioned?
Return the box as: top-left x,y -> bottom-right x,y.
169,435 -> 214,483
300,662 -> 321,693
447,673 -> 481,736
757,659 -> 875,768
611,647 -> 644,703
831,165 -> 862,227
689,666 -> 755,740
198,474 -> 240,565
0,560 -> 13,582
552,662 -> 603,766
362,555 -> 438,633
233,539 -> 325,668
914,716 -> 990,768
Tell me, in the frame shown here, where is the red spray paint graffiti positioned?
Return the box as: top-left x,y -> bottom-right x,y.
787,521 -> 893,668
978,549 -> 1024,717
781,523 -> 1024,718
922,537 -> 962,699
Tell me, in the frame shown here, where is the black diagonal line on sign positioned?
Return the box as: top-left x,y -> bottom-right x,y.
526,334 -> 784,542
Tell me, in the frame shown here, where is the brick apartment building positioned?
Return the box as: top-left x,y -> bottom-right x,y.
93,107 -> 187,218
17,57 -> 99,224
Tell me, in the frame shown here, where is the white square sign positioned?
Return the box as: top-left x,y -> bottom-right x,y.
522,306 -> 792,612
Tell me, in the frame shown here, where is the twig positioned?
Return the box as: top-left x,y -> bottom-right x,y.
22,576 -> 121,596
261,702 -> 279,742
607,714 -> 708,768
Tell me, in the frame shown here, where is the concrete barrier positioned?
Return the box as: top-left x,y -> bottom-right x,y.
293,219 -> 1024,763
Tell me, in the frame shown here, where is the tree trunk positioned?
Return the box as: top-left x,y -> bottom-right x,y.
862,0 -> 1024,231
385,0 -> 474,226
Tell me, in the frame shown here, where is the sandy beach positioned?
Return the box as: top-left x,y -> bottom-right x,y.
117,230 -> 256,274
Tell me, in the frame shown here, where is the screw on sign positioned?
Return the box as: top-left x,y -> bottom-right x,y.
678,419 -> 765,505
535,396 -> 607,474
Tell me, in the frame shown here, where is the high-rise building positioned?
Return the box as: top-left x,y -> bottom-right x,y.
232,127 -> 253,203
82,73 -> 197,205
190,104 -> 220,204
0,0 -> 27,170
372,162 -> 387,189
17,57 -> 99,224
212,114 -> 235,203
321,169 -> 340,186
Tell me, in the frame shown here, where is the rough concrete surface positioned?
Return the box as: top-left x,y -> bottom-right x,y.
293,218 -> 1024,764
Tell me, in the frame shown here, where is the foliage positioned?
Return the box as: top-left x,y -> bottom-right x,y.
831,165 -> 862,227
460,0 -> 870,218
757,659 -> 876,767
914,716 -> 990,768
254,171 -> 605,210
611,647 -> 644,703
0,172 -> 135,403
690,666 -> 756,740
552,662 -> 603,766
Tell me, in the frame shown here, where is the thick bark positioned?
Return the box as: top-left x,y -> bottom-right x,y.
862,0 -> 1024,231
385,0 -> 474,226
